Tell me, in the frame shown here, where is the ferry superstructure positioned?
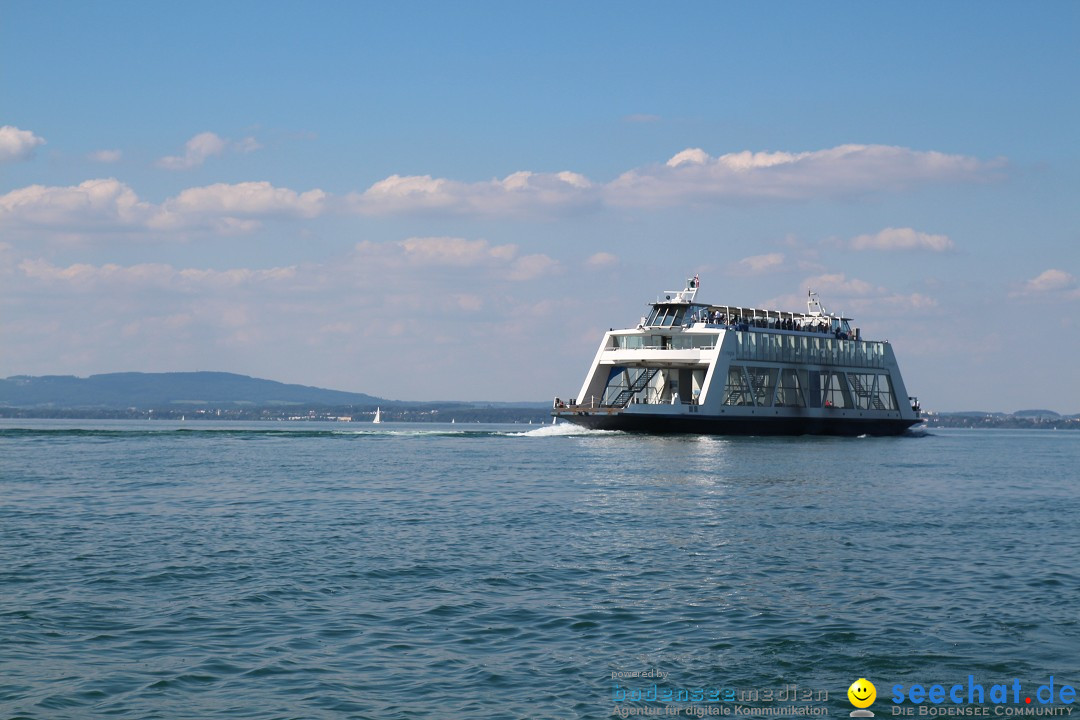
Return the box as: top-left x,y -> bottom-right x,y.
552,277 -> 922,435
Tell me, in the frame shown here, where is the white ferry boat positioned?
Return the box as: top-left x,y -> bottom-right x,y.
552,277 -> 922,436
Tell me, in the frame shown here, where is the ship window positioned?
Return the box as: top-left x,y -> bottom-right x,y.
821,371 -> 850,408
846,373 -> 896,410
775,368 -> 806,407
746,366 -> 777,406
848,373 -> 873,409
686,304 -> 711,324
766,333 -> 781,362
601,367 -> 660,406
646,305 -> 686,328
732,332 -> 888,369
671,334 -> 719,349
867,342 -> 884,368
724,365 -> 753,406
602,368 -> 628,406
876,375 -> 897,410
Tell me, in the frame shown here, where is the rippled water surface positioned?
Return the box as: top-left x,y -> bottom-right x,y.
2,421 -> 1079,719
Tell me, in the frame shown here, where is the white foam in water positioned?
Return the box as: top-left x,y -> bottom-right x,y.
333,428 -> 469,436
508,422 -> 619,437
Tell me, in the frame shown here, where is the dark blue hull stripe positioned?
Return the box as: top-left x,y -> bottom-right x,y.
556,413 -> 920,436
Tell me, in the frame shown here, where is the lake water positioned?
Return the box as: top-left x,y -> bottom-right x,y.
2,421 -> 1078,719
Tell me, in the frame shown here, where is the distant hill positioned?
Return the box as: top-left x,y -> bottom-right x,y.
926,410 -> 1080,430
943,411 -> 1010,418
0,372 -> 385,409
1013,409 -> 1061,419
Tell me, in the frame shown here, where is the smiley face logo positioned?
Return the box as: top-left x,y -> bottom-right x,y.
848,678 -> 876,709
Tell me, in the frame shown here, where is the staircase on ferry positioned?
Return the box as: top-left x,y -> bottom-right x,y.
607,368 -> 659,407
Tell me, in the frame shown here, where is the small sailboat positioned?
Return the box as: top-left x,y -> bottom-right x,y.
373,407 -> 382,424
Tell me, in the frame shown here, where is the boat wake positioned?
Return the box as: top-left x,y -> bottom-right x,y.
903,426 -> 933,438
508,422 -> 620,438
0,424 -> 619,441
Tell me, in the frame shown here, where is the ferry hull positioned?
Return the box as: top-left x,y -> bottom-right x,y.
557,412 -> 921,436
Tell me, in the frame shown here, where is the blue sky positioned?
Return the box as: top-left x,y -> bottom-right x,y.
2,1 -> 1078,410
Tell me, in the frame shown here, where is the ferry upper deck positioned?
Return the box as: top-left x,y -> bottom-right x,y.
637,278 -> 859,339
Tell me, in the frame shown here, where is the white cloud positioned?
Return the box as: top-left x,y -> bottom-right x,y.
1018,268 -> 1076,295
158,131 -> 228,170
666,148 -> 711,167
176,265 -> 297,286
0,125 -> 46,164
772,272 -> 942,319
735,252 -> 786,274
624,114 -> 661,123
398,236 -> 517,266
868,293 -> 940,314
802,273 -> 879,296
586,252 -> 619,267
19,258 -> 296,289
0,179 -> 326,236
344,144 -> 1001,216
157,131 -> 262,170
88,149 -> 123,163
1,144 -> 1003,237
767,275 -> 940,320
350,236 -> 558,282
21,259 -> 170,285
508,253 -> 560,280
347,170 -> 597,216
851,227 -> 953,252
234,136 -> 262,153
607,144 -> 1000,207
0,178 -> 155,230
160,182 -> 326,221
